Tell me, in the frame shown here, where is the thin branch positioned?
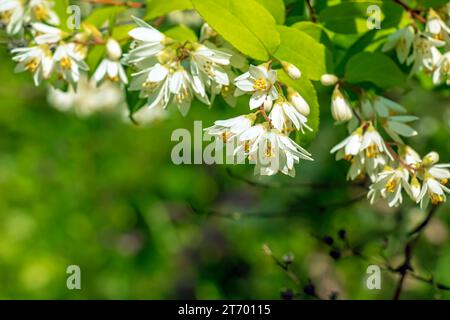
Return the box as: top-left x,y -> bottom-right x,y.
392,205 -> 440,300
393,0 -> 427,24
407,205 -> 439,237
305,0 -> 317,23
81,0 -> 146,8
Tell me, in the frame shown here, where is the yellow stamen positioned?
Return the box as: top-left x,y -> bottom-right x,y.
60,57 -> 72,70
253,77 -> 268,91
385,178 -> 397,193
365,144 -> 379,158
25,59 -> 39,72
33,5 -> 48,20
441,178 -> 448,185
108,75 -> 119,82
431,193 -> 444,205
343,155 -> 353,162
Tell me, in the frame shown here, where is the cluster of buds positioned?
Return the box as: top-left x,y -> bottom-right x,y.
205,62 -> 313,177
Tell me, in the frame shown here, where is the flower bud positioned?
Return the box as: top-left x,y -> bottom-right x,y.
361,98 -> 374,118
281,61 -> 301,80
331,85 -> 353,122
409,176 -> 421,202
263,98 -> 273,112
106,38 -> 122,60
422,151 -> 439,166
320,74 -> 338,86
287,87 -> 310,116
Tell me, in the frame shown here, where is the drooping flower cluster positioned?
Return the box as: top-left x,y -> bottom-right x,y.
327,80 -> 449,208
382,8 -> 450,85
206,63 -> 313,177
124,17 -> 235,116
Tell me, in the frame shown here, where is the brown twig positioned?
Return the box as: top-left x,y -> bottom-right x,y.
81,0 -> 145,8
393,0 -> 427,24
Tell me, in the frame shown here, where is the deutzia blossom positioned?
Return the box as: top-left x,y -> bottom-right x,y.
382,26 -> 415,64
0,0 -> 24,34
269,99 -> 312,133
432,52 -> 450,85
0,0 -> 58,35
426,9 -> 450,42
126,17 -> 167,64
407,33 -> 445,75
368,166 -> 410,207
234,64 -> 278,110
11,44 -> 53,85
331,85 -> 353,122
239,125 -> 313,177
93,38 -> 128,86
129,63 -> 170,109
417,165 -> 450,207
54,43 -> 89,87
204,114 -> 255,143
288,88 -> 310,117
32,22 -> 62,44
330,127 -> 364,161
169,68 -> 207,116
190,44 -> 231,93
361,124 -> 392,160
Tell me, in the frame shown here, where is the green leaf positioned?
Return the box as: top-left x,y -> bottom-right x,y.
86,45 -> 106,72
318,1 -> 403,34
54,0 -> 69,31
85,7 -> 126,28
345,52 -> 406,88
278,71 -> 319,146
256,0 -> 285,24
335,29 -> 378,75
145,0 -> 193,20
274,26 -> 327,80
164,25 -> 198,42
416,0 -> 448,8
192,0 -> 280,61
291,21 -> 333,51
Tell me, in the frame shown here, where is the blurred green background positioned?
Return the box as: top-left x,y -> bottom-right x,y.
0,42 -> 450,299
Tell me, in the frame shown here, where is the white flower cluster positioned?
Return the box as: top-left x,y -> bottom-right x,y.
328,85 -> 449,208
382,7 -> 450,85
0,0 -> 59,35
205,63 -> 313,177
124,17 -> 235,117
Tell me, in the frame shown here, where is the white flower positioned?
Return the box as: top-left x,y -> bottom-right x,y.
360,124 -> 392,160
47,75 -> 125,116
368,166 -> 410,207
54,43 -> 89,87
169,68 -> 207,116
432,52 -> 450,85
11,44 -> 53,86
407,33 -> 445,75
330,127 -> 364,160
205,114 -> 255,143
126,16 -> 166,64
382,27 -> 415,64
240,126 -> 313,177
269,99 -> 312,133
331,85 -> 353,122
399,145 -> 421,167
29,0 -> 59,26
417,165 -> 450,207
234,64 -> 278,110
0,0 -> 24,34
129,63 -> 170,109
407,175 -> 422,202
281,60 -> 301,80
32,22 -> 62,44
320,74 -> 338,86
422,151 -> 440,167
190,44 -> 231,93
426,9 -> 450,40
93,39 -> 128,86
288,87 -> 310,117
